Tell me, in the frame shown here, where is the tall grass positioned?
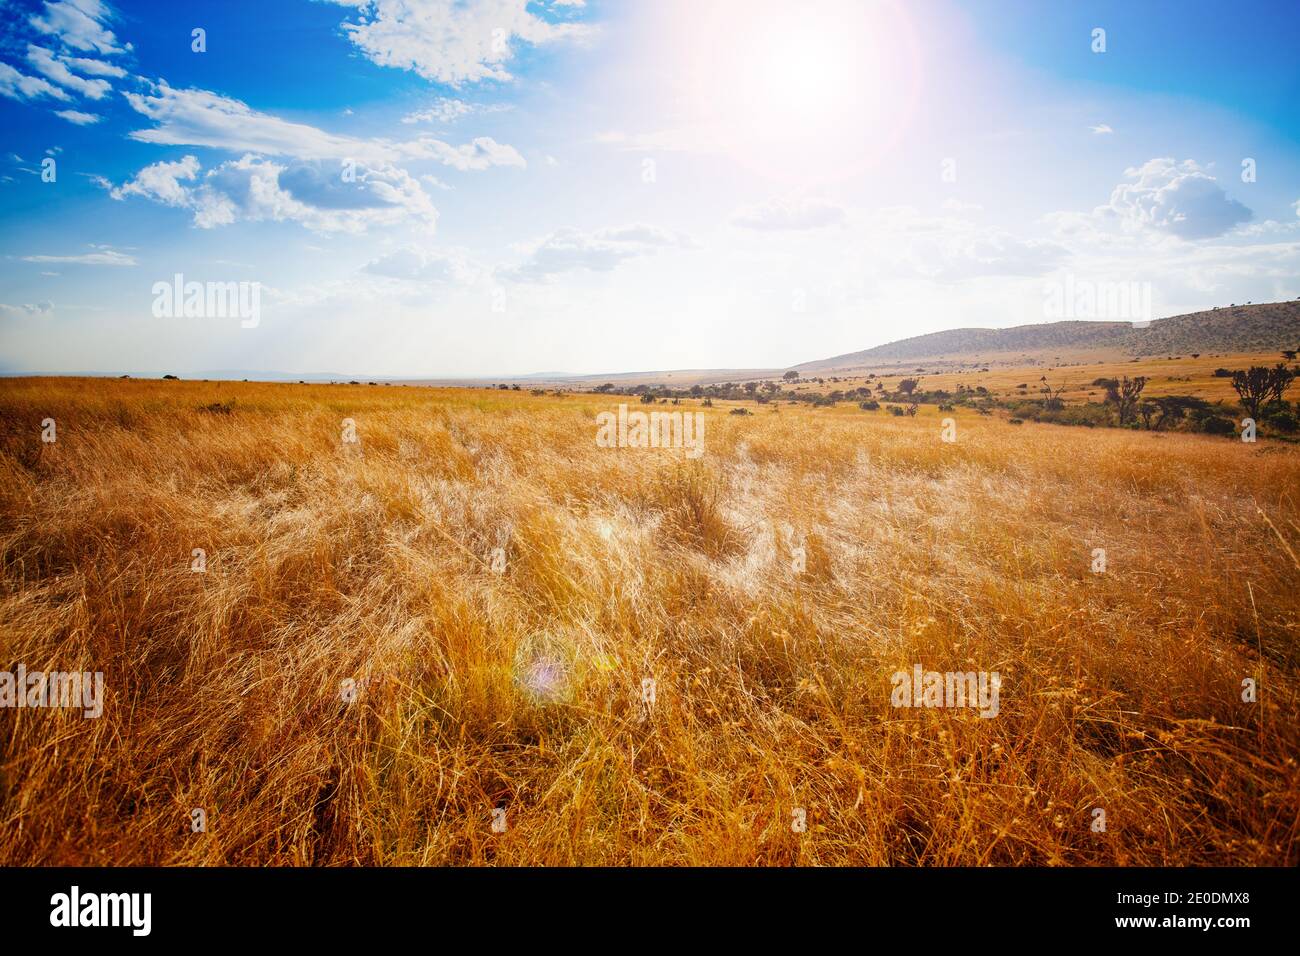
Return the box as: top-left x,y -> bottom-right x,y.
1,377 -> 1296,865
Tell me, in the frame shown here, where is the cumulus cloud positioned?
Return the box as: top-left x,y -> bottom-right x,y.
26,45 -> 112,99
322,0 -> 594,86
54,109 -> 101,124
110,155 -> 200,206
124,83 -> 525,169
0,62 -> 72,102
1097,158 -> 1252,239
732,197 -> 846,231
108,153 -> 440,233
29,0 -> 124,55
1089,124 -> 1113,134
22,249 -> 137,266
506,224 -> 695,281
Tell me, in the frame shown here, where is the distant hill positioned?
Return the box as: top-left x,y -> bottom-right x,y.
795,301 -> 1300,372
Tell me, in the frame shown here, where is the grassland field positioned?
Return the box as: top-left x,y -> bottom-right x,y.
1,368 -> 1297,865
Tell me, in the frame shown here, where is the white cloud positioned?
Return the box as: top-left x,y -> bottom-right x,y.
110,155 -> 201,206
857,207 -> 1070,282
402,97 -> 473,124
1097,158 -> 1252,239
363,245 -> 480,282
124,83 -> 370,159
0,62 -> 72,102
27,45 -> 112,99
29,0 -> 124,55
123,83 -> 526,170
323,0 -> 594,86
407,136 -> 524,170
732,197 -> 846,231
1089,124 -> 1113,135
54,109 -> 101,125
401,97 -> 512,124
22,249 -> 137,266
62,56 -> 126,78
0,301 -> 54,316
109,153 -> 440,233
506,224 -> 695,281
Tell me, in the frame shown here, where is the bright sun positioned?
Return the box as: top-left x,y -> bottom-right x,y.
678,0 -> 920,181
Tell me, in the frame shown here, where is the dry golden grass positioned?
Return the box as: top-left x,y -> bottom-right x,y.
801,350 -> 1296,404
1,376 -> 1297,865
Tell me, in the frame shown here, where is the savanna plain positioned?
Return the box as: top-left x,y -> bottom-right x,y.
1,374 -> 1297,865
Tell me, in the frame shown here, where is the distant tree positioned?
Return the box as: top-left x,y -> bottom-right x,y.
897,378 -> 920,396
1267,363 -> 1297,405
1283,350 -> 1298,361
1149,395 -> 1207,431
1104,375 -> 1146,425
783,370 -> 799,380
1039,376 -> 1067,410
743,381 -> 758,395
1231,365 -> 1295,418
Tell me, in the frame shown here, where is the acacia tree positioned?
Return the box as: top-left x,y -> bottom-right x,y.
1039,376 -> 1067,410
1104,375 -> 1146,425
1232,365 -> 1295,418
1267,362 -> 1297,405
897,378 -> 921,397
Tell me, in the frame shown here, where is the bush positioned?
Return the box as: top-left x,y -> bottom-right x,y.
1198,416 -> 1235,436
1263,410 -> 1298,433
859,400 -> 880,410
1008,418 -> 1024,425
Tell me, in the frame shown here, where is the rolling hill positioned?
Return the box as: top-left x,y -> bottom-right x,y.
795,300 -> 1300,372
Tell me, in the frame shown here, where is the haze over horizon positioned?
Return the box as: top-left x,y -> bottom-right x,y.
2,0 -> 1299,378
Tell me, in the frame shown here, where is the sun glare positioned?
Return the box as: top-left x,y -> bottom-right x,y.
680,0 -> 921,181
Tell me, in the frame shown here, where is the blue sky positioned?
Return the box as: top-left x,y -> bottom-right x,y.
1,0 -> 1298,377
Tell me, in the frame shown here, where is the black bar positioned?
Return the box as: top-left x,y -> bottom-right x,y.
4,866 -> 1285,942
